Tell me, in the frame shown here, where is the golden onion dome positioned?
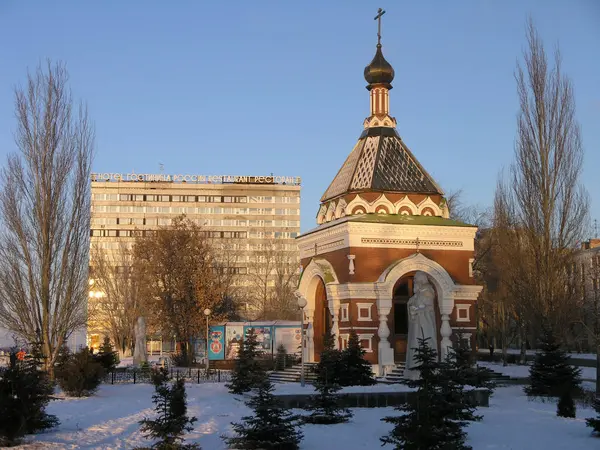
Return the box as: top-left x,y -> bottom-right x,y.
364,43 -> 395,90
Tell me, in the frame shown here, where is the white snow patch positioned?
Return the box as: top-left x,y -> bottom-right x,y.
13,384 -> 599,449
479,361 -> 597,381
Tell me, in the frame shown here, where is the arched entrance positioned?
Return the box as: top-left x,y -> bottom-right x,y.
390,271 -> 442,363
312,278 -> 331,362
391,275 -> 413,363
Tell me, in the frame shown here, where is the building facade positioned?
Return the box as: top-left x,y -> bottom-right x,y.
295,14 -> 482,376
88,173 -> 301,346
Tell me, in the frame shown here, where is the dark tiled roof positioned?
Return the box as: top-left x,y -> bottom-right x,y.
321,127 -> 443,202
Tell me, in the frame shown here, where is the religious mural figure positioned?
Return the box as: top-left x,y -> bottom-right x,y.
404,271 -> 437,380
133,316 -> 148,366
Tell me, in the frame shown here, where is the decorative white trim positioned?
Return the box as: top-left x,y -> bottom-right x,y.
394,196 -> 418,215
340,333 -> 349,350
454,285 -> 483,301
295,258 -> 340,363
327,283 -> 378,300
372,194 -> 395,215
335,198 -> 347,219
417,196 -> 442,216
468,258 -> 475,278
456,305 -> 470,323
357,333 -> 374,352
339,326 -> 378,330
345,196 -> 373,215
316,204 -> 327,225
340,304 -> 349,322
348,254 -> 356,275
356,303 -> 373,321
297,218 -> 478,258
325,202 -> 336,223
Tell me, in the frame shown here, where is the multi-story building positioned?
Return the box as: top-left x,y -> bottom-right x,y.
88,172 -> 301,347
571,239 -> 600,351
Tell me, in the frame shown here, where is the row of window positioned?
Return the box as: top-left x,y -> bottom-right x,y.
92,217 -> 300,227
93,241 -> 298,259
92,205 -> 300,215
92,193 -> 300,203
91,229 -> 299,239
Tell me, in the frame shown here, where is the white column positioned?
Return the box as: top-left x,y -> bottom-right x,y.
440,296 -> 454,359
305,308 -> 315,362
376,292 -> 394,376
328,296 -> 340,350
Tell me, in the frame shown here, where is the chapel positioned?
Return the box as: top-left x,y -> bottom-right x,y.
295,10 -> 482,376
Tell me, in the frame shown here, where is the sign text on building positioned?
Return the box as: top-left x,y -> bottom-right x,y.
91,173 -> 301,185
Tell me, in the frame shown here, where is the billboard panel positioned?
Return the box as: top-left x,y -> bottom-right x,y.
274,326 -> 302,355
225,325 -> 244,360
208,325 -> 225,360
244,325 -> 273,352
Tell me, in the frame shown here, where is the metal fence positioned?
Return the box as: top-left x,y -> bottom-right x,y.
105,367 -> 232,385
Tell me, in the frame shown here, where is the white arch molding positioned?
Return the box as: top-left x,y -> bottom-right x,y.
296,258 -> 340,361
376,253 -> 457,366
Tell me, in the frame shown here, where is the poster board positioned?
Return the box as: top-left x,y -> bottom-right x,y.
274,325 -> 302,356
225,325 -> 244,360
244,325 -> 273,353
207,325 -> 225,360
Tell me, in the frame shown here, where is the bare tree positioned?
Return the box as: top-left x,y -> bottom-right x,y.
132,216 -> 238,365
0,61 -> 94,375
491,20 -> 589,351
88,241 -> 144,357
446,188 -> 491,228
245,238 -> 300,320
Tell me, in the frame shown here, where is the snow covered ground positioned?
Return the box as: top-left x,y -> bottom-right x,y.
16,383 -> 599,449
479,361 -> 597,381
479,349 -> 597,360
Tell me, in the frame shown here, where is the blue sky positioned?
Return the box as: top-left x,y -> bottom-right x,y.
0,1 -> 599,233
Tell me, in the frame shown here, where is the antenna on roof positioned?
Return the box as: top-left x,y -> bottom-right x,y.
159,163 -> 164,174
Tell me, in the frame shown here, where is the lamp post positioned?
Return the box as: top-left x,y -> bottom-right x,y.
295,291 -> 307,387
204,308 -> 211,372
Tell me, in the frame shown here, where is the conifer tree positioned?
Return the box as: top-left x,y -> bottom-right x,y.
0,345 -> 59,447
304,332 -> 351,424
525,326 -> 582,398
95,336 -> 120,372
223,378 -> 303,449
138,368 -> 199,449
586,397 -> 600,435
381,336 -> 481,450
275,343 -> 287,371
55,347 -> 105,397
447,334 -> 496,396
339,330 -> 375,386
226,328 -> 267,394
556,389 -> 576,418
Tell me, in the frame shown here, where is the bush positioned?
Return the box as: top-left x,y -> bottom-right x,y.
95,336 -> 120,372
170,352 -> 190,368
138,368 -> 199,449
0,346 -> 59,447
55,347 -> 105,397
